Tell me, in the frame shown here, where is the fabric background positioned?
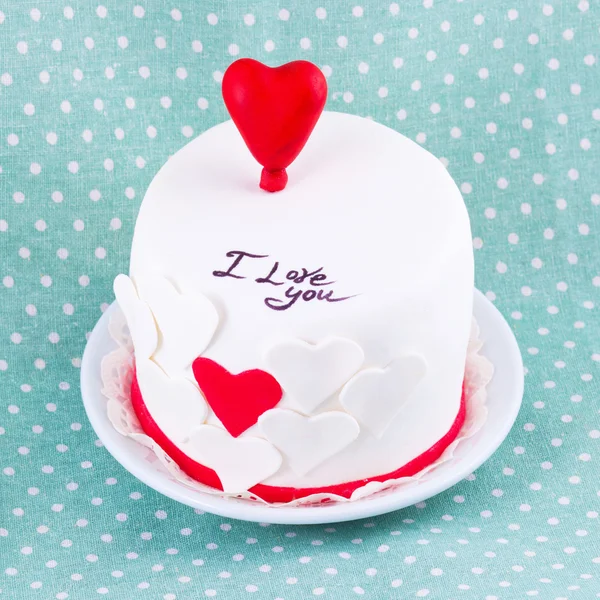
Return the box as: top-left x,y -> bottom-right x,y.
1,1 -> 599,598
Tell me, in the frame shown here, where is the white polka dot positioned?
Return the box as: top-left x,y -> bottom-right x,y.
118,36 -> 128,49
153,36 -> 167,50
578,223 -> 590,235
207,13 -> 218,25
373,32 -> 384,44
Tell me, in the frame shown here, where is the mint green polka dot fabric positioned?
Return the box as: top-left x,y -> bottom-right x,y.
1,1 -> 599,599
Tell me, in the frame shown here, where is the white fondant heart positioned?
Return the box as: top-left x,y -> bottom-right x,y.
136,358 -> 208,443
113,274 -> 157,359
184,425 -> 282,493
134,276 -> 219,376
264,337 -> 364,414
259,409 -> 360,476
340,355 -> 427,438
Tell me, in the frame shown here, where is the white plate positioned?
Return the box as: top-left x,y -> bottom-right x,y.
81,289 -> 523,525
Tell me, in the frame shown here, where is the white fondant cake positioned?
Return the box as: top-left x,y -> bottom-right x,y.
115,111 -> 474,497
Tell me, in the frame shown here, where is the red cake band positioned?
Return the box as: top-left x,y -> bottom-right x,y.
130,372 -> 466,503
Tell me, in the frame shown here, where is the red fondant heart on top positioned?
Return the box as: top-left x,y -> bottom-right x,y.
222,59 -> 327,192
192,358 -> 283,438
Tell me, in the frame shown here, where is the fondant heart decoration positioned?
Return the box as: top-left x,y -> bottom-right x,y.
222,58 -> 328,192
134,276 -> 219,377
184,425 -> 282,493
136,358 -> 208,443
113,274 -> 157,359
340,355 -> 428,438
192,358 -> 283,437
264,337 -> 365,414
259,409 -> 360,477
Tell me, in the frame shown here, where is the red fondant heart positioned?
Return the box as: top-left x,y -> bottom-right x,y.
192,358 -> 283,437
222,59 -> 327,192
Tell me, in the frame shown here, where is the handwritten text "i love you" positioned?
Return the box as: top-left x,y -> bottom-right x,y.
212,250 -> 356,311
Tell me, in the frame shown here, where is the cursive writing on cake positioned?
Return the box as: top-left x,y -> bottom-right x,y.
212,250 -> 356,311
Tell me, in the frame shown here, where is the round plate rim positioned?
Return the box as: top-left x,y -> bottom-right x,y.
81,289 -> 524,525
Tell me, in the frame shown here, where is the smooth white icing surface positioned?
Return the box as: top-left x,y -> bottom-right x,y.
127,111 -> 474,489
339,354 -> 428,438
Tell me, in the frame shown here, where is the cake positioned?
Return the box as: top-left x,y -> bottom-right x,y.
113,59 -> 474,503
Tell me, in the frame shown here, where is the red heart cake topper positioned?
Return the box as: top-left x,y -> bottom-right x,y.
192,357 -> 283,437
222,59 -> 328,193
